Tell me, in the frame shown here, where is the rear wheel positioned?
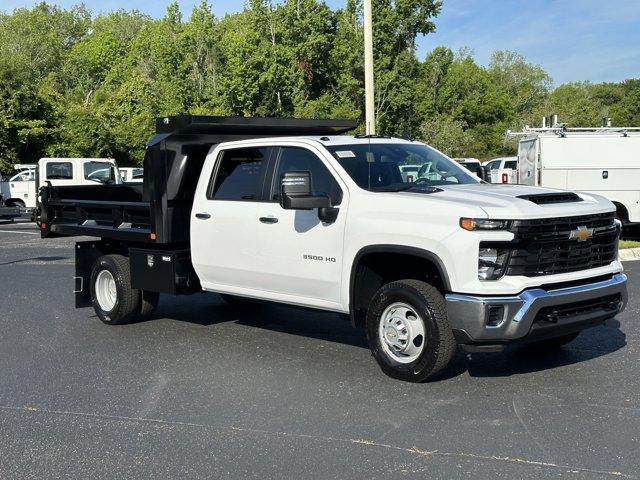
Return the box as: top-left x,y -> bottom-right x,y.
90,254 -> 140,325
6,199 -> 25,208
365,280 -> 456,382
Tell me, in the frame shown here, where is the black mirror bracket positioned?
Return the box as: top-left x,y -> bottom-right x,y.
318,206 -> 339,224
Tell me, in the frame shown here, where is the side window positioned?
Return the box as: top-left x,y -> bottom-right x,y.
84,162 -> 116,184
46,162 -> 73,180
209,147 -> 268,201
487,161 -> 499,170
505,160 -> 517,170
271,147 -> 342,205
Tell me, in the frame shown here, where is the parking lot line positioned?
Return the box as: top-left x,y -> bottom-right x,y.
0,230 -> 39,235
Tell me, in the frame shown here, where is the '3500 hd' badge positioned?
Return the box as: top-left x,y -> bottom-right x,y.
303,254 -> 336,263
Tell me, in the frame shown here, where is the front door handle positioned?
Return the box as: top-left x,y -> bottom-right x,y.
195,212 -> 211,220
259,216 -> 278,224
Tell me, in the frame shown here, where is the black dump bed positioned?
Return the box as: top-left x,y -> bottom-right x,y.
39,116 -> 357,244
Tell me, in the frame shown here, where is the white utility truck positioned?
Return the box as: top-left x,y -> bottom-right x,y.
1,158 -> 121,216
0,164 -> 37,208
38,157 -> 122,187
510,125 -> 640,224
39,116 -> 627,382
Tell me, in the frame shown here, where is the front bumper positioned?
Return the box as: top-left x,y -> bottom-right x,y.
446,273 -> 627,345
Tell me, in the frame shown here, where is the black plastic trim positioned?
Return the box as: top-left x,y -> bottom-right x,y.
348,244 -> 451,324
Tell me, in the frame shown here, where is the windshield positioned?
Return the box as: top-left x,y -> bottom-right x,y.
84,162 -> 117,184
10,170 -> 34,182
326,143 -> 479,191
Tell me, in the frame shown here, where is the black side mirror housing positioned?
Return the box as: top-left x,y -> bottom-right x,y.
476,165 -> 489,182
280,171 -> 332,210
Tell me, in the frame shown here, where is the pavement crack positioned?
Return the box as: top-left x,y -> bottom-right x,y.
0,404 -> 635,478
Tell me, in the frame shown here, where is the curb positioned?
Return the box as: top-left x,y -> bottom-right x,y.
619,247 -> 640,262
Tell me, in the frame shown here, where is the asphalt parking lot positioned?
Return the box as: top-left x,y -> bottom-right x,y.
0,219 -> 638,479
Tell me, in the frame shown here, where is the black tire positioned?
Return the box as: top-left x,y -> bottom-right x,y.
365,279 -> 456,382
522,332 -> 580,351
220,293 -> 256,307
137,291 -> 160,320
90,254 -> 140,325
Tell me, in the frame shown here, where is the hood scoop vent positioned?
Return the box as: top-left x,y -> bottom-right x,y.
517,192 -> 583,205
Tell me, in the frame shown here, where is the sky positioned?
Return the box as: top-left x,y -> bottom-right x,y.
2,0 -> 639,85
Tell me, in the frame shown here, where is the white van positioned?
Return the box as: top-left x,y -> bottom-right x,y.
511,126 -> 640,223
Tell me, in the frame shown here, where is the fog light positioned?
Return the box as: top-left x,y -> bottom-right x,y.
486,305 -> 505,327
478,247 -> 509,280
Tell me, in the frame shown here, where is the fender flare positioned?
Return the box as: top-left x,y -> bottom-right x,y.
348,244 -> 452,324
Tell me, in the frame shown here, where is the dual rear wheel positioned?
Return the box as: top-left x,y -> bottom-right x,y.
90,254 -> 159,325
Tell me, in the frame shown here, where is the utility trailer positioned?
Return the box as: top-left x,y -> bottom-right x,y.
39,116 -> 358,313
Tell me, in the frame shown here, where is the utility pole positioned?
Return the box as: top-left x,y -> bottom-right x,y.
363,0 -> 375,135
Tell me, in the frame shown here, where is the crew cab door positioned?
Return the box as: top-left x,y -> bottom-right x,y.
255,145 -> 347,309
191,146 -> 272,292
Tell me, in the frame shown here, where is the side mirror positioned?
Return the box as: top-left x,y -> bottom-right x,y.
280,171 -> 331,210
476,165 -> 488,182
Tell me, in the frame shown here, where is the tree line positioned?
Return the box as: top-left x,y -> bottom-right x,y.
1,0 -> 638,172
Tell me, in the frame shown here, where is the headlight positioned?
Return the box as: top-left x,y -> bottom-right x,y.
478,247 -> 509,280
460,218 -> 510,231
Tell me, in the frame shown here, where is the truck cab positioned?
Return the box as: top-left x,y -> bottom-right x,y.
38,157 -> 122,187
0,165 -> 36,209
38,116 -> 628,382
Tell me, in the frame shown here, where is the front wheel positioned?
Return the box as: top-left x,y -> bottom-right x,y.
366,280 -> 456,382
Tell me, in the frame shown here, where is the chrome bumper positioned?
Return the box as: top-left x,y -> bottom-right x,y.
446,273 -> 627,344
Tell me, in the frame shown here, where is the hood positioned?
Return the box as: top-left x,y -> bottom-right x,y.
418,183 -> 614,219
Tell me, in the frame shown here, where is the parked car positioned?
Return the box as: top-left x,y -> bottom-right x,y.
119,167 -> 144,183
484,157 -> 518,184
484,157 -> 518,171
39,116 -> 627,382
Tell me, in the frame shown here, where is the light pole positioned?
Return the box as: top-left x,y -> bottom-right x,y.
363,0 -> 375,135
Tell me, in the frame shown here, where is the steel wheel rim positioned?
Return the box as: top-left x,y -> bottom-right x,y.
95,270 -> 117,312
378,302 -> 426,364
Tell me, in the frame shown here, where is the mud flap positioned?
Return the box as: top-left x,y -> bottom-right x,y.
75,241 -> 105,308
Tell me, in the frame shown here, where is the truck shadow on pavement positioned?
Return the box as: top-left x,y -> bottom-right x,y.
154,293 -> 626,380
0,255 -> 69,266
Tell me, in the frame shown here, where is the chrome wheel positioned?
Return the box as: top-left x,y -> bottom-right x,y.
95,269 -> 117,312
378,302 -> 426,364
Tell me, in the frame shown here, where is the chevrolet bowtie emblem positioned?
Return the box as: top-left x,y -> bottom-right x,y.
569,225 -> 594,242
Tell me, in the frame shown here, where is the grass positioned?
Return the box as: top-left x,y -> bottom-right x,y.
619,240 -> 640,249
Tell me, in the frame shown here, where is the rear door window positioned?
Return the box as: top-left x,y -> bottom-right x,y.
46,162 -> 73,180
209,147 -> 270,201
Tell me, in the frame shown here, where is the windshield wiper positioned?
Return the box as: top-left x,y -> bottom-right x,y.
372,184 -> 443,193
372,184 -> 415,192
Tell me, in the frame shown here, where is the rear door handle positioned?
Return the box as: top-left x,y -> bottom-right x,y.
259,216 -> 278,224
195,212 -> 211,220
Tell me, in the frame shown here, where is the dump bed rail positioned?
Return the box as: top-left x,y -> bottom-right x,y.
40,184 -> 153,243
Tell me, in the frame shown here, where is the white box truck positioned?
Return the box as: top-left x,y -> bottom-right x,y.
511,126 -> 640,224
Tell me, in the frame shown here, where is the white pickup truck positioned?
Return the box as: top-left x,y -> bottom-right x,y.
39,116 -> 628,382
